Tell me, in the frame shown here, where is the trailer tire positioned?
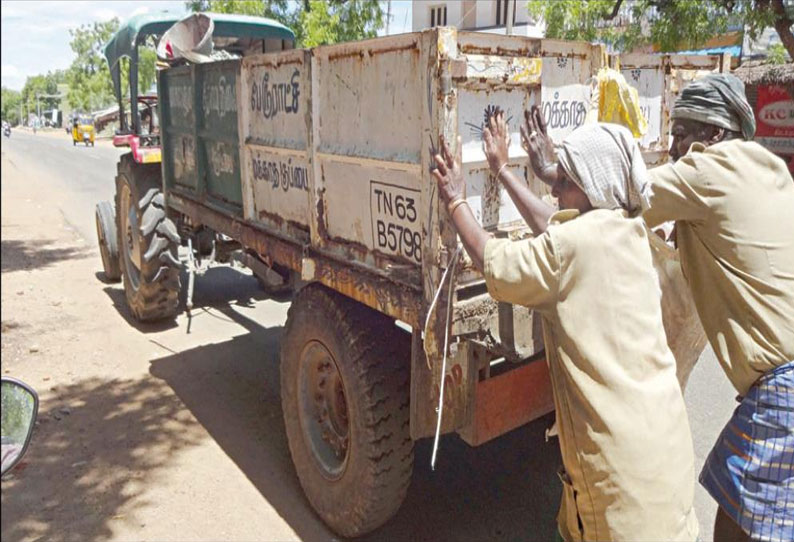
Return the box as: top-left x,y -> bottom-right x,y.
95,200 -> 121,282
115,154 -> 181,321
281,285 -> 413,538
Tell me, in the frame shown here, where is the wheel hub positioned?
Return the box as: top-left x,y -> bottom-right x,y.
299,341 -> 350,479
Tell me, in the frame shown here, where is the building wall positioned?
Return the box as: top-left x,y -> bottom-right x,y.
412,0 -> 537,33
412,1 -> 463,31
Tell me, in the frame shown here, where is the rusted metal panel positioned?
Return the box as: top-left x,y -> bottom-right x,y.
240,49 -> 312,235
167,191 -> 423,328
314,34 -> 424,164
458,357 -> 555,447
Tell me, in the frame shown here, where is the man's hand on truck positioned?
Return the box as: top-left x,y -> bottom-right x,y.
483,108 -> 555,236
432,135 -> 490,272
521,105 -> 559,186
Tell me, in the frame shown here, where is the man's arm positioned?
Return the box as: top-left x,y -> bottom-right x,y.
432,135 -> 560,308
482,109 -> 555,235
432,136 -> 491,272
642,152 -> 708,229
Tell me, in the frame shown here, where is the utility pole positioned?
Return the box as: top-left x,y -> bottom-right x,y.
386,0 -> 391,36
506,0 -> 514,36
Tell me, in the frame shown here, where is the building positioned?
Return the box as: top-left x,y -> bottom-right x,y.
411,0 -> 544,37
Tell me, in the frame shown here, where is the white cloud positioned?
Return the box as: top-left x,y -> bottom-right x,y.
1,0 -> 186,90
130,6 -> 150,17
92,8 -> 119,21
1,64 -> 21,77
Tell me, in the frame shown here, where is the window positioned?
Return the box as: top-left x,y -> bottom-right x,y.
430,5 -> 447,28
496,0 -> 517,26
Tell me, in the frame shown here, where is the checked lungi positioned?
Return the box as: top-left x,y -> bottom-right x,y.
700,361 -> 794,542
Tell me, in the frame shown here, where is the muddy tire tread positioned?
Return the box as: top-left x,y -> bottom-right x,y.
115,154 -> 180,322
281,285 -> 413,537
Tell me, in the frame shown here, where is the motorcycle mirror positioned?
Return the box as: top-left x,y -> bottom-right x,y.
1,378 -> 39,476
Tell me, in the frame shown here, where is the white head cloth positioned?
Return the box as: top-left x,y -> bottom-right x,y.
557,123 -> 650,215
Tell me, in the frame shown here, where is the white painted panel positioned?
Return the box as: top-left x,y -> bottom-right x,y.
458,86 -> 539,229
540,56 -> 592,143
622,66 -> 664,149
241,52 -> 309,150
245,146 -> 311,227
316,43 -> 422,163
320,157 -> 422,264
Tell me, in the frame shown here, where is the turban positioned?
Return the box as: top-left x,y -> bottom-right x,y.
557,123 -> 650,215
672,73 -> 756,139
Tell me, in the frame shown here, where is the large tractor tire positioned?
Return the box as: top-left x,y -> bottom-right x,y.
95,200 -> 121,282
281,285 -> 413,538
115,154 -> 181,321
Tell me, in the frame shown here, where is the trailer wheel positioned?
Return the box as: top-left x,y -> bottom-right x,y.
281,285 -> 413,537
115,154 -> 181,321
95,200 -> 121,282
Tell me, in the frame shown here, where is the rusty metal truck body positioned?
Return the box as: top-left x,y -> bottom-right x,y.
104,24 -> 725,536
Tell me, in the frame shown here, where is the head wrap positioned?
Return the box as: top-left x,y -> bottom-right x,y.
672,73 -> 756,139
557,123 -> 650,215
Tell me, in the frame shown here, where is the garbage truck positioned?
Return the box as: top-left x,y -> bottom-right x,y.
97,13 -> 726,537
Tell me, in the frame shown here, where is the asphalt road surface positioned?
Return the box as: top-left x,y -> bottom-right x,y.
1,129 -> 737,541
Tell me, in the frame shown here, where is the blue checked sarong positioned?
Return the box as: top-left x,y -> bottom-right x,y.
700,361 -> 794,542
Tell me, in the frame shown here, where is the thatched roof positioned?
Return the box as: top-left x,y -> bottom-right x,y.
734,59 -> 794,87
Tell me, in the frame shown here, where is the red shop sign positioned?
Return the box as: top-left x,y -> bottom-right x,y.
755,85 -> 794,138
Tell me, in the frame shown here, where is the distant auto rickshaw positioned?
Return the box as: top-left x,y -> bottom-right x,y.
72,116 -> 95,146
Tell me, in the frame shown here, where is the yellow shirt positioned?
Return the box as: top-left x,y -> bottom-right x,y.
644,139 -> 794,395
484,209 -> 698,542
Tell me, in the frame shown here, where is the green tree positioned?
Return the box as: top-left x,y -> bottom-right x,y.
20,72 -> 62,121
65,18 -> 157,113
1,87 -> 22,125
767,43 -> 791,64
66,18 -> 119,112
529,0 -> 794,59
185,0 -> 384,47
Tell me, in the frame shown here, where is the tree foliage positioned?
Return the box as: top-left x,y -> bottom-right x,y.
65,18 -> 156,113
529,0 -> 794,59
185,0 -> 384,47
1,87 -> 22,125
18,70 -> 66,122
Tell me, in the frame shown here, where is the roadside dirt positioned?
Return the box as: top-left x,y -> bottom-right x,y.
0,148 -> 324,541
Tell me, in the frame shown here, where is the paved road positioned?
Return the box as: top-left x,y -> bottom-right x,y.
1,129 -> 737,541
2,129 -> 124,244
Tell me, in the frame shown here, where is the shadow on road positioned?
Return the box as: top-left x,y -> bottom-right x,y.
1,239 -> 91,274
149,305 -> 563,542
0,377 -> 206,542
101,265 -> 271,334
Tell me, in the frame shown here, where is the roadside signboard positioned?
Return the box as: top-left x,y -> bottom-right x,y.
754,84 -> 794,156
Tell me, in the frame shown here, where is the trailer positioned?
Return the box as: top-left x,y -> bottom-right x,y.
99,15 -> 711,537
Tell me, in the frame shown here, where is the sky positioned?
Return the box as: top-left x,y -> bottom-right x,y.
0,0 -> 412,91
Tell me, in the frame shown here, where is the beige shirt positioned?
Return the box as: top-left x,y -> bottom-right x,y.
484,209 -> 698,542
644,140 -> 794,396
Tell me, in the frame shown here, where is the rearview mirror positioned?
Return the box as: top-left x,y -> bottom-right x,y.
1,378 -> 39,476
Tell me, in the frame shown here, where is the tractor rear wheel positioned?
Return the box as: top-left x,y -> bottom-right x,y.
115,154 -> 181,321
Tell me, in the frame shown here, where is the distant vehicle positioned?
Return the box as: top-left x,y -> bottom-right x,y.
2,122 -> 10,138
71,115 -> 95,146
